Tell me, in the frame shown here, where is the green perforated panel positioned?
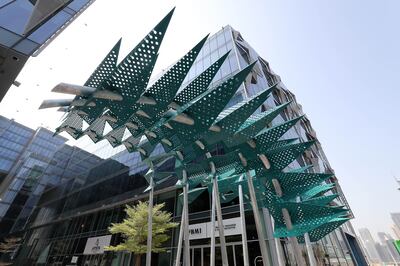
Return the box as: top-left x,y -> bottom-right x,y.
56,111 -> 83,139
266,141 -> 315,170
297,218 -> 349,243
84,39 -> 121,89
224,102 -> 291,148
255,117 -> 302,146
302,183 -> 335,200
104,126 -> 126,147
140,36 -> 208,120
73,39 -> 121,125
81,9 -> 174,125
302,194 -> 338,206
171,63 -> 256,142
174,52 -> 230,106
272,202 -> 349,237
52,9 -> 352,241
214,84 -> 277,134
84,118 -> 107,143
261,171 -> 333,198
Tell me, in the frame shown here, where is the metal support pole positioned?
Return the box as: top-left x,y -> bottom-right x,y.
282,208 -> 305,266
246,171 -> 271,266
183,170 -> 190,266
304,233 -> 317,266
272,177 -> 305,266
175,208 -> 185,266
274,238 -> 285,266
213,176 -> 229,266
271,215 -> 286,266
238,181 -> 250,266
210,183 -> 216,266
146,175 -> 154,266
262,208 -> 280,266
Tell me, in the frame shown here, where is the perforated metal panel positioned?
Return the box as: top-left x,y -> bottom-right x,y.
50,9 -> 351,243
297,217 -> 349,243
174,52 -> 230,106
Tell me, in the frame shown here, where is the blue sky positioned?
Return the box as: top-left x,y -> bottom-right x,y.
0,0 -> 399,238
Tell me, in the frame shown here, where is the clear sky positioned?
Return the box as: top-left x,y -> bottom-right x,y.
0,0 -> 399,239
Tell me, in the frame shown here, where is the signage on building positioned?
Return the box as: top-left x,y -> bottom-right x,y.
188,217 -> 242,240
83,235 -> 112,255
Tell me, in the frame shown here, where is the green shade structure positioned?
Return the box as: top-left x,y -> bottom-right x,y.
41,9 -> 351,266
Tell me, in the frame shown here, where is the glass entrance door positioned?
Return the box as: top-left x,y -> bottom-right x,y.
190,242 -> 244,266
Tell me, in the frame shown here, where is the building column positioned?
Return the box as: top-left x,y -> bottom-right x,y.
210,183 -> 216,266
282,208 -> 306,266
238,178 -> 250,266
175,208 -> 185,266
146,174 -> 154,266
304,232 -> 317,266
246,171 -> 271,266
262,207 -> 281,266
183,171 -> 190,266
213,176 -> 229,266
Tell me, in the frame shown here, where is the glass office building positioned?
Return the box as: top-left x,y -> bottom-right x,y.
12,26 -> 367,265
0,116 -> 68,236
0,0 -> 95,101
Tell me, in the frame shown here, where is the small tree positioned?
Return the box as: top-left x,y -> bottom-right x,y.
105,201 -> 178,266
0,237 -> 21,265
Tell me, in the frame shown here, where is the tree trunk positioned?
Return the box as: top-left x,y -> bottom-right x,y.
135,254 -> 142,266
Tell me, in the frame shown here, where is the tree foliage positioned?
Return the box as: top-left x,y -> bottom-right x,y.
105,201 -> 178,254
0,237 -> 20,254
0,237 -> 21,266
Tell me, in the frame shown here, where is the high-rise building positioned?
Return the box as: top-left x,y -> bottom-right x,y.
0,116 -> 67,236
392,224 -> 400,239
377,232 -> 400,263
11,25 -> 368,266
0,115 -> 103,237
0,0 -> 96,101
392,213 -> 400,229
359,228 -> 382,264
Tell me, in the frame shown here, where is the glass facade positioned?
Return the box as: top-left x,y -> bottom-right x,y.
8,26 -> 366,265
0,116 -> 67,236
0,0 -> 95,56
0,0 -> 96,102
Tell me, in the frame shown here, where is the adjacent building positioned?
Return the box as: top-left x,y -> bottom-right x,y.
0,0 -> 96,101
377,232 -> 400,264
392,224 -> 400,239
0,116 -> 67,236
392,213 -> 400,229
9,25 -> 368,265
359,228 -> 382,264
0,115 -> 103,238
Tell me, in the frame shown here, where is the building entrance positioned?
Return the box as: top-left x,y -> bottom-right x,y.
189,241 -> 250,266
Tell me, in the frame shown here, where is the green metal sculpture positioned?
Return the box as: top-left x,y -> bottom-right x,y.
40,8 -> 350,266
